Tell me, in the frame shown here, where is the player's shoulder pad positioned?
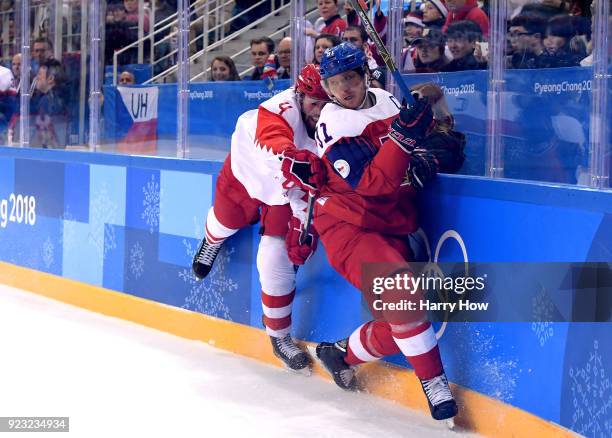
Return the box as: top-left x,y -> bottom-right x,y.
259,88 -> 301,130
315,88 -> 401,155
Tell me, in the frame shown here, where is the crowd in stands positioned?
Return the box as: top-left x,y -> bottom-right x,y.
209,0 -> 603,83
0,0 -> 609,149
0,34 -> 71,148
0,0 -> 179,147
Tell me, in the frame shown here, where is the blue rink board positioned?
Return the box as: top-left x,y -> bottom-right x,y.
0,146 -> 610,437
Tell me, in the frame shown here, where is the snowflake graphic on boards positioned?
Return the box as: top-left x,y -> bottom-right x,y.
129,242 -> 145,279
179,238 -> 237,320
61,209 -> 77,254
141,175 -> 161,234
531,286 -> 555,347
42,237 -> 54,269
569,340 -> 612,437
88,183 -> 118,258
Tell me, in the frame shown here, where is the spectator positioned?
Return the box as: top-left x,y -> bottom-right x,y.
120,0 -> 151,65
344,0 -> 361,26
209,56 -> 241,81
540,14 -> 584,67
443,0 -> 490,39
404,14 -> 426,45
304,20 -> 316,63
568,0 -> 592,17
11,53 -> 20,91
152,0 -> 174,73
344,0 -> 388,42
32,38 -> 54,74
581,0 -> 612,66
343,0 -> 388,66
507,14 -> 547,69
248,37 -> 276,80
422,0 -> 449,31
309,0 -> 347,38
105,3 -> 133,65
123,0 -> 150,33
0,8 -> 16,60
342,25 -> 378,69
154,0 -> 173,23
520,0 -> 569,20
342,25 -> 367,47
442,20 -> 487,71
260,54 -> 279,81
118,70 -> 136,85
277,37 -> 291,79
412,28 -> 449,72
370,66 -> 387,90
400,43 -> 417,73
313,33 -> 341,65
0,0 -> 13,11
30,59 -> 67,149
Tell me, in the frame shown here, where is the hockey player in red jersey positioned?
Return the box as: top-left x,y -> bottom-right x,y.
191,64 -> 329,373
303,42 -> 465,422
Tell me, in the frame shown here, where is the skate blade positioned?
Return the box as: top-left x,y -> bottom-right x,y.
279,362 -> 312,376
306,344 -> 317,359
445,418 -> 455,430
306,345 -> 359,392
292,365 -> 312,377
306,345 -> 329,375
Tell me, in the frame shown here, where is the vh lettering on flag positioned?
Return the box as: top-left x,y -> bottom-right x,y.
116,86 -> 159,154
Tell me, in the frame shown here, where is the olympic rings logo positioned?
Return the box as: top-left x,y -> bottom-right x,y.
412,228 -> 469,340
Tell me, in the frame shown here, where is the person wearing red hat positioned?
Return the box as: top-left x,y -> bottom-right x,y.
422,0 -> 448,31
192,65 -> 330,374
404,13 -> 426,45
443,0 -> 489,39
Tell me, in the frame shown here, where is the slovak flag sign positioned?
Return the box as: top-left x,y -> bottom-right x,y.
116,86 -> 158,154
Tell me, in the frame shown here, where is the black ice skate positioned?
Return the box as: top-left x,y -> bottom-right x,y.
419,371 -> 458,421
270,335 -> 311,374
310,340 -> 358,391
192,237 -> 222,280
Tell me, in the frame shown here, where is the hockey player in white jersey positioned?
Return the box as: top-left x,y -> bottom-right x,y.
192,64 -> 329,373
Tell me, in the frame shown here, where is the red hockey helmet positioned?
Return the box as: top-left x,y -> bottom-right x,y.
295,64 -> 330,101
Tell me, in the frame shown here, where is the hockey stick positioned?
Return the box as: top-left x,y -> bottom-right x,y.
349,0 -> 415,105
299,193 -> 315,245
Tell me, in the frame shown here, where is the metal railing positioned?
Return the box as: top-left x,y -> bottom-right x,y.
193,4 -> 320,82
0,1 -> 88,63
0,9 -> 15,64
112,0 -> 230,85
145,0 -> 290,84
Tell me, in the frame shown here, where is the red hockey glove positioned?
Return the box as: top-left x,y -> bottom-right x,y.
285,215 -> 318,265
388,95 -> 435,154
281,149 -> 327,195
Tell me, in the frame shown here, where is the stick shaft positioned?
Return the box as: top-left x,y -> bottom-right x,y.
349,0 -> 414,104
299,193 -> 315,245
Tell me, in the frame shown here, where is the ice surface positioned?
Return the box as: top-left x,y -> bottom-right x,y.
0,284 -> 481,438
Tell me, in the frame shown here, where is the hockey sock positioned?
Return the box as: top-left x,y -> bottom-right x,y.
345,321 -> 401,366
256,236 -> 297,337
261,289 -> 295,337
391,322 -> 443,380
205,207 -> 239,244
